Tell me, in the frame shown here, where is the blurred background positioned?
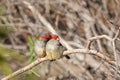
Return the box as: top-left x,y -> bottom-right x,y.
0,0 -> 120,80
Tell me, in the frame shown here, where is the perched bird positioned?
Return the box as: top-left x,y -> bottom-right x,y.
46,35 -> 67,60
34,34 -> 51,58
50,35 -> 70,59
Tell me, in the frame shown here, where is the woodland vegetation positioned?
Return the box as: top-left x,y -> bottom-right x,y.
0,0 -> 120,80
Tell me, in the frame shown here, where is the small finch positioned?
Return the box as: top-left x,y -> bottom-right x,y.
46,35 -> 67,60
34,34 -> 50,58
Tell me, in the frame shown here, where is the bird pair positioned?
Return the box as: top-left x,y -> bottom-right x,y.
34,34 -> 66,60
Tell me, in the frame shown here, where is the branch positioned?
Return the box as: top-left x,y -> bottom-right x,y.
2,49 -> 116,80
22,1 -> 73,49
86,28 -> 120,78
1,58 -> 47,80
86,35 -> 112,49
112,28 -> 120,77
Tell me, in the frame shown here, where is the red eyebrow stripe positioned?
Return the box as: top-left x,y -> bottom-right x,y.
40,36 -> 48,39
51,36 -> 60,40
51,36 -> 57,38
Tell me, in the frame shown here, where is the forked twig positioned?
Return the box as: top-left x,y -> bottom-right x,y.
86,28 -> 120,78
86,35 -> 112,49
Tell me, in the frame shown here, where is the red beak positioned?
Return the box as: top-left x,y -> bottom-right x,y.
56,37 -> 60,40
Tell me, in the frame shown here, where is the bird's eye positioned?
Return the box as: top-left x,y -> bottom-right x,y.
57,43 -> 62,46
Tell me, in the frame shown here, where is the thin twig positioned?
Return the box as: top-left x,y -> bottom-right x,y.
31,70 -> 41,78
91,26 -> 103,52
112,29 -> 120,78
112,41 -> 118,78
86,28 -> 120,79
86,35 -> 112,49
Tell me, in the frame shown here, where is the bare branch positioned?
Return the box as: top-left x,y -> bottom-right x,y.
86,35 -> 112,49
1,58 -> 47,80
112,28 -> 120,78
22,1 -> 72,49
2,48 -> 116,80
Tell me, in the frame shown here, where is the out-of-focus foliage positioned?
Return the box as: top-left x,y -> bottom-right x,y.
0,57 -> 12,75
0,4 -> 6,15
28,36 -> 36,76
0,43 -> 23,75
0,25 -> 22,75
0,44 -> 23,60
28,36 -> 35,63
0,26 -> 13,39
13,72 -> 39,80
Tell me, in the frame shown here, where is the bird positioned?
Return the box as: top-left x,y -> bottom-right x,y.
45,35 -> 67,60
50,35 -> 70,59
34,34 -> 51,58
